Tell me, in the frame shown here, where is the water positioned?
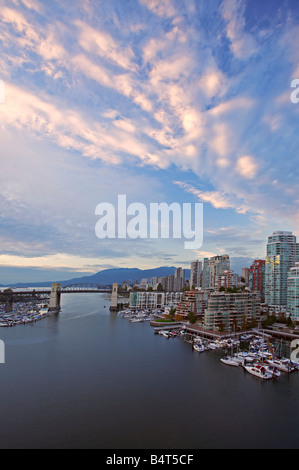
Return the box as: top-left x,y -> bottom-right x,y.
0,293 -> 299,449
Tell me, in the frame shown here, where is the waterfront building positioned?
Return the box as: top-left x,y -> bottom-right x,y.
190,260 -> 202,289
175,290 -> 210,320
287,263 -> 299,321
248,259 -> 265,301
204,291 -> 260,332
129,291 -> 183,309
265,231 -> 299,307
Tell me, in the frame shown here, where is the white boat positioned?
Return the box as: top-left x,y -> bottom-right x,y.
193,343 -> 205,352
220,356 -> 239,366
235,352 -> 254,362
265,365 -> 281,377
243,363 -> 273,379
267,358 -> 293,373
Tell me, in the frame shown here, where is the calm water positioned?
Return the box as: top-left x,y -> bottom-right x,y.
0,293 -> 299,449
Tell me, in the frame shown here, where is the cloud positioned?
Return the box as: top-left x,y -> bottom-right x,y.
236,155 -> 259,179
221,0 -> 258,59
74,19 -> 136,71
139,0 -> 178,18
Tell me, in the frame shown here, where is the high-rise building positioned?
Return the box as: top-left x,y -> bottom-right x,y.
190,260 -> 202,289
174,267 -> 185,291
202,258 -> 210,289
208,255 -> 230,288
248,259 -> 265,302
215,270 -> 238,290
241,268 -> 249,286
265,231 -> 299,307
287,263 -> 299,321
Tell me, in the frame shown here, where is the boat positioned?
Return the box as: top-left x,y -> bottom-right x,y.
235,352 -> 254,362
243,363 -> 273,379
267,358 -> 294,373
265,365 -> 281,377
193,343 -> 205,352
220,356 -> 239,366
130,317 -> 144,323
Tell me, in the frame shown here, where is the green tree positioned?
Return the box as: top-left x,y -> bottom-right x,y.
187,311 -> 197,324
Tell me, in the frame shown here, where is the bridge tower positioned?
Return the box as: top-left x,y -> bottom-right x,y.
49,283 -> 61,311
110,283 -> 118,311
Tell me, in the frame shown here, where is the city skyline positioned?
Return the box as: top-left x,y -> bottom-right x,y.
0,0 -> 299,284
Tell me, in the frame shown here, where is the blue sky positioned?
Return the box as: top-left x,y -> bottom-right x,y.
0,0 -> 299,283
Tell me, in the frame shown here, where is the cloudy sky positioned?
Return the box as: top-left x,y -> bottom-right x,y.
0,0 -> 299,283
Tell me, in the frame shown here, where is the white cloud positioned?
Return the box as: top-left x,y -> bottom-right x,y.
221,0 -> 258,60
236,155 -> 259,179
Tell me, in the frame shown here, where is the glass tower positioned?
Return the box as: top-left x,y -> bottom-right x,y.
265,231 -> 299,307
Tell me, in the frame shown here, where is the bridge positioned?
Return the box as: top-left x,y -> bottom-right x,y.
0,283 -> 127,312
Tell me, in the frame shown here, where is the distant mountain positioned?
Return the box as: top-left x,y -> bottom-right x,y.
1,266 -> 190,288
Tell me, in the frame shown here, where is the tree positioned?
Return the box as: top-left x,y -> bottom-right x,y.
187,311 -> 197,324
168,306 -> 176,319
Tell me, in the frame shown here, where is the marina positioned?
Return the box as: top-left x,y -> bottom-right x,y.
118,307 -> 299,381
0,300 -> 57,327
1,293 -> 299,449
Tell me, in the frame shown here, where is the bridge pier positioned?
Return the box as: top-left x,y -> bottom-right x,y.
49,283 -> 61,311
110,283 -> 118,311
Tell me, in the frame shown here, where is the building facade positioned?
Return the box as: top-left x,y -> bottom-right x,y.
190,260 -> 202,289
215,270 -> 238,290
248,259 -> 265,302
208,255 -> 230,288
176,290 -> 210,320
204,292 -> 260,332
174,267 -> 185,291
265,231 -> 299,307
129,291 -> 184,309
287,263 -> 299,321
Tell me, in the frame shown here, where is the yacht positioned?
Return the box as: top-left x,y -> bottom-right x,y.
265,365 -> 281,377
267,358 -> 294,373
220,356 -> 239,366
236,351 -> 254,362
193,343 -> 205,353
243,363 -> 273,379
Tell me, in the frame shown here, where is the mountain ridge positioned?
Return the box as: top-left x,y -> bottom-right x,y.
0,266 -> 191,288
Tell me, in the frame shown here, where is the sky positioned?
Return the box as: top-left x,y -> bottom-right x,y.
0,0 -> 299,283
